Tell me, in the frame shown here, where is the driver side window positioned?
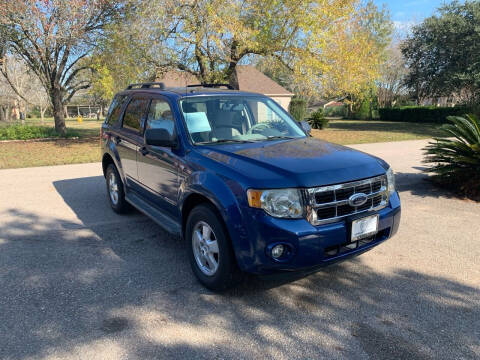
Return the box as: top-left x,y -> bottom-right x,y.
146,98 -> 175,137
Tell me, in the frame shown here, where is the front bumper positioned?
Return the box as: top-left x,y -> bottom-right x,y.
237,191 -> 401,274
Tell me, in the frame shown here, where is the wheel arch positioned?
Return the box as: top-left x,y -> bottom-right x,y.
102,153 -> 115,177
179,175 -> 250,271
181,193 -> 220,238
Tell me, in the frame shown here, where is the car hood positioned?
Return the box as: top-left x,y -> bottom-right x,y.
197,137 -> 388,188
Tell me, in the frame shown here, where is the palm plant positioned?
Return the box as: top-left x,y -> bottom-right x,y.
308,109 -> 329,129
423,114 -> 480,197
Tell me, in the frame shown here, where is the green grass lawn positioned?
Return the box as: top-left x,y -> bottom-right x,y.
0,117 -> 103,140
311,120 -> 445,144
0,119 -> 443,169
0,118 -> 102,168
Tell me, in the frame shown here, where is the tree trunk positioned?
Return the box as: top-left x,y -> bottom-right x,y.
227,64 -> 239,90
50,87 -> 66,135
6,104 -> 11,122
40,106 -> 45,125
0,106 -> 5,123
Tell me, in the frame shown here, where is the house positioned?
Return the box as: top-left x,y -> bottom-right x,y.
323,100 -> 344,109
156,65 -> 294,111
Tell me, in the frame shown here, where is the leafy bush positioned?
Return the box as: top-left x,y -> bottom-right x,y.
324,105 -> 346,118
289,97 -> 307,122
379,106 -> 471,124
308,109 -> 329,129
0,124 -> 78,140
423,114 -> 480,200
352,100 -> 371,120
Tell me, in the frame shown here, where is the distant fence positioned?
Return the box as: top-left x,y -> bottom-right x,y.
66,105 -> 102,119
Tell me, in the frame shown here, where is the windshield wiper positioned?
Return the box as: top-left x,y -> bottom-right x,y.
196,139 -> 255,145
265,136 -> 296,141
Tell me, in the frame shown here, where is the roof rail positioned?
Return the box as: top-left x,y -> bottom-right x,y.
126,82 -> 166,90
187,84 -> 234,90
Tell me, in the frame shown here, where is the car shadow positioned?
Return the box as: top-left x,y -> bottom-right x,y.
0,176 -> 477,359
394,171 -> 463,200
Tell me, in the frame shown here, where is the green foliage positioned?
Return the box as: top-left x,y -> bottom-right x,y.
378,106 -> 472,124
289,98 -> 307,122
308,109 -> 329,129
423,115 -> 480,199
324,105 -> 347,118
402,1 -> 480,104
352,99 -> 371,120
0,125 -> 80,140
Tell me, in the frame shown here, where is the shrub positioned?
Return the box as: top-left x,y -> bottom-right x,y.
423,114 -> 480,200
0,124 -> 78,140
352,100 -> 371,120
289,97 -> 307,122
378,106 -> 471,124
308,109 -> 329,129
324,105 -> 346,118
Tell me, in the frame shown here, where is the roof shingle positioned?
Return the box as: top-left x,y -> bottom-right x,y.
156,65 -> 293,96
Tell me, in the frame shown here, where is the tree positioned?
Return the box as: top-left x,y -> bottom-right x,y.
322,0 -> 393,116
0,69 -> 15,122
87,18 -> 154,104
0,55 -> 49,123
101,0 -> 388,99
0,0 -> 123,134
402,1 -> 480,106
377,42 -> 408,108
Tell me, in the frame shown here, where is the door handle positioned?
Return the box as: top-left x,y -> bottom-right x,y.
140,146 -> 149,156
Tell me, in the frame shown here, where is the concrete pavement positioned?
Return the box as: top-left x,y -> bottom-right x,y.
0,139 -> 478,360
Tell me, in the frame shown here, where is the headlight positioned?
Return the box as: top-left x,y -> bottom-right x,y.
247,188 -> 304,218
386,167 -> 395,196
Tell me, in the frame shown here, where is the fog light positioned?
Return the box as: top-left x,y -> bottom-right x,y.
271,244 -> 285,259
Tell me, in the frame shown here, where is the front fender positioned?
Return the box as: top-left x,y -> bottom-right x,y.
103,138 -> 126,184
179,171 -> 252,271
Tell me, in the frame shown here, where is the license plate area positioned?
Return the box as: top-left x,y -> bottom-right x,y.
351,214 -> 379,242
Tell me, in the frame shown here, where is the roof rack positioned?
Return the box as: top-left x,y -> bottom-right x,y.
187,84 -> 234,90
126,82 -> 166,90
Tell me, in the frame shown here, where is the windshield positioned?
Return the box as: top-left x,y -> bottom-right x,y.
179,96 -> 306,144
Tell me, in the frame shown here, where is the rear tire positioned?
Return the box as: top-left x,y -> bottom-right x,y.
105,164 -> 130,214
186,204 -> 243,290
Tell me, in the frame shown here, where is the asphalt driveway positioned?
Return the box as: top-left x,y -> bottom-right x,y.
0,139 -> 478,360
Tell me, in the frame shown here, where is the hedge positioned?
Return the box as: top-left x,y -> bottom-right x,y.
0,124 -> 79,140
289,98 -> 307,122
378,106 -> 472,124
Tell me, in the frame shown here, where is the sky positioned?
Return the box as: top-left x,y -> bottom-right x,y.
373,0 -> 447,32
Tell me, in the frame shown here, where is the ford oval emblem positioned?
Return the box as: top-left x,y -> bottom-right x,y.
348,193 -> 368,207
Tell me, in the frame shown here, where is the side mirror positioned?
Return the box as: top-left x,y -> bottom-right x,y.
299,121 -> 311,135
145,128 -> 176,148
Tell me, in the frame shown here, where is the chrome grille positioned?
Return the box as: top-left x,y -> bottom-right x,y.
306,175 -> 388,225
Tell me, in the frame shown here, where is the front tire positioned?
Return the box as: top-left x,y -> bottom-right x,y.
105,164 -> 130,214
186,204 -> 243,290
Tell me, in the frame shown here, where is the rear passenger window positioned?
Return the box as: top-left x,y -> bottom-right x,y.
122,98 -> 149,132
146,99 -> 175,137
105,95 -> 127,126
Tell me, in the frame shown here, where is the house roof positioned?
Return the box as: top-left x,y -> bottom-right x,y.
156,70 -> 199,88
235,65 -> 293,96
324,101 -> 344,108
155,65 -> 293,96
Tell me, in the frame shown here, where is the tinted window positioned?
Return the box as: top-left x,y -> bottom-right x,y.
122,98 -> 149,132
146,99 -> 175,137
105,95 -> 127,125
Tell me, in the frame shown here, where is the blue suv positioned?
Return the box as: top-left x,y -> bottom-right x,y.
101,82 -> 401,290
